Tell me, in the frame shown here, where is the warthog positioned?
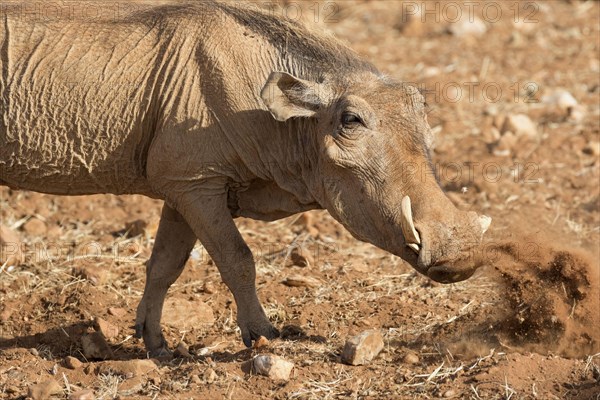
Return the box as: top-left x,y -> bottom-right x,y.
0,1 -> 490,356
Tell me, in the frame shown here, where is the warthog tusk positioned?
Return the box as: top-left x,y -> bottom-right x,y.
401,196 -> 421,253
407,243 -> 420,253
478,215 -> 492,234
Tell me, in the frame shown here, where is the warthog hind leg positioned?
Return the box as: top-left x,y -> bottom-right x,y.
134,204 -> 196,358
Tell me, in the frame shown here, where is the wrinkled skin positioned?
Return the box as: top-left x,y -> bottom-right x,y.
0,2 -> 489,357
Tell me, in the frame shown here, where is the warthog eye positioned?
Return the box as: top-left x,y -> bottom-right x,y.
341,112 -> 362,127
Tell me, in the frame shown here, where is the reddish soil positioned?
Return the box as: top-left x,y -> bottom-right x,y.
1,1 -> 599,399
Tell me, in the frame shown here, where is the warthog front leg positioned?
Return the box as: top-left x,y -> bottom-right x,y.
172,191 -> 279,347
135,204 -> 196,358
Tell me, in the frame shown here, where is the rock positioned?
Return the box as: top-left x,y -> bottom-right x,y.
98,359 -> 157,378
94,317 -> 119,339
97,359 -> 158,395
448,17 -> 487,37
583,141 -> 600,157
124,220 -> 147,237
190,374 -> 202,384
290,246 -> 314,267
253,355 -> 294,380
46,225 -> 63,239
27,379 -> 62,400
0,308 -> 12,322
283,274 -> 321,288
253,336 -> 270,349
542,90 -> 578,111
568,105 -> 586,122
0,225 -> 22,266
341,330 -> 384,366
174,342 -> 192,358
22,218 -> 47,236
203,367 -> 218,384
107,307 -> 126,318
443,389 -> 457,398
162,298 -> 215,328
69,389 -> 95,400
81,332 -> 113,360
73,266 -> 107,286
501,114 -> 537,138
64,356 -> 83,369
492,132 -> 517,157
202,281 -> 216,294
403,352 -> 420,365
118,376 -> 144,394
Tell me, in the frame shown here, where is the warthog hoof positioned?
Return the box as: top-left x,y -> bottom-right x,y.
240,320 -> 280,348
134,323 -> 173,360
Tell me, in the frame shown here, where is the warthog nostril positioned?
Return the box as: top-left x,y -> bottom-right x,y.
401,196 -> 420,254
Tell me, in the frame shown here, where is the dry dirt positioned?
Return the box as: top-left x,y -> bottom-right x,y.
1,1 -> 599,399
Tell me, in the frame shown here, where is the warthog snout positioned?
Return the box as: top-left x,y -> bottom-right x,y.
401,195 -> 491,283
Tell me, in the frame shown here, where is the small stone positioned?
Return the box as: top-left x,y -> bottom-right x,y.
124,220 -> 147,238
0,308 -> 12,322
149,376 -> 161,386
27,379 -> 62,400
118,376 -> 144,394
98,359 -> 157,378
253,336 -> 270,349
204,367 -> 218,383
0,225 -> 22,266
448,17 -> 487,37
127,359 -> 158,377
501,114 -> 537,138
542,90 -> 578,111
190,374 -> 202,384
443,389 -> 457,398
403,352 -> 420,365
81,332 -> 113,360
253,355 -> 294,380
583,141 -> 600,157
174,342 -> 192,358
46,225 -> 63,239
23,218 -> 47,236
341,330 -> 384,366
94,317 -> 119,339
283,274 -> 321,288
107,307 -> 126,318
493,132 -> 517,157
64,356 -> 83,369
69,389 -> 95,400
568,105 -> 586,122
73,266 -> 107,286
202,281 -> 216,294
162,298 -> 215,328
290,246 -> 314,268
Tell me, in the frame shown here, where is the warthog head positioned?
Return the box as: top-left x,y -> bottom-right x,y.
262,71 -> 491,283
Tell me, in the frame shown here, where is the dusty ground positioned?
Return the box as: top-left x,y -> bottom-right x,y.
1,1 -> 599,399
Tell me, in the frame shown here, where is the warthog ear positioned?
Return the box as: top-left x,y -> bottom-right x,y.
261,71 -> 326,122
